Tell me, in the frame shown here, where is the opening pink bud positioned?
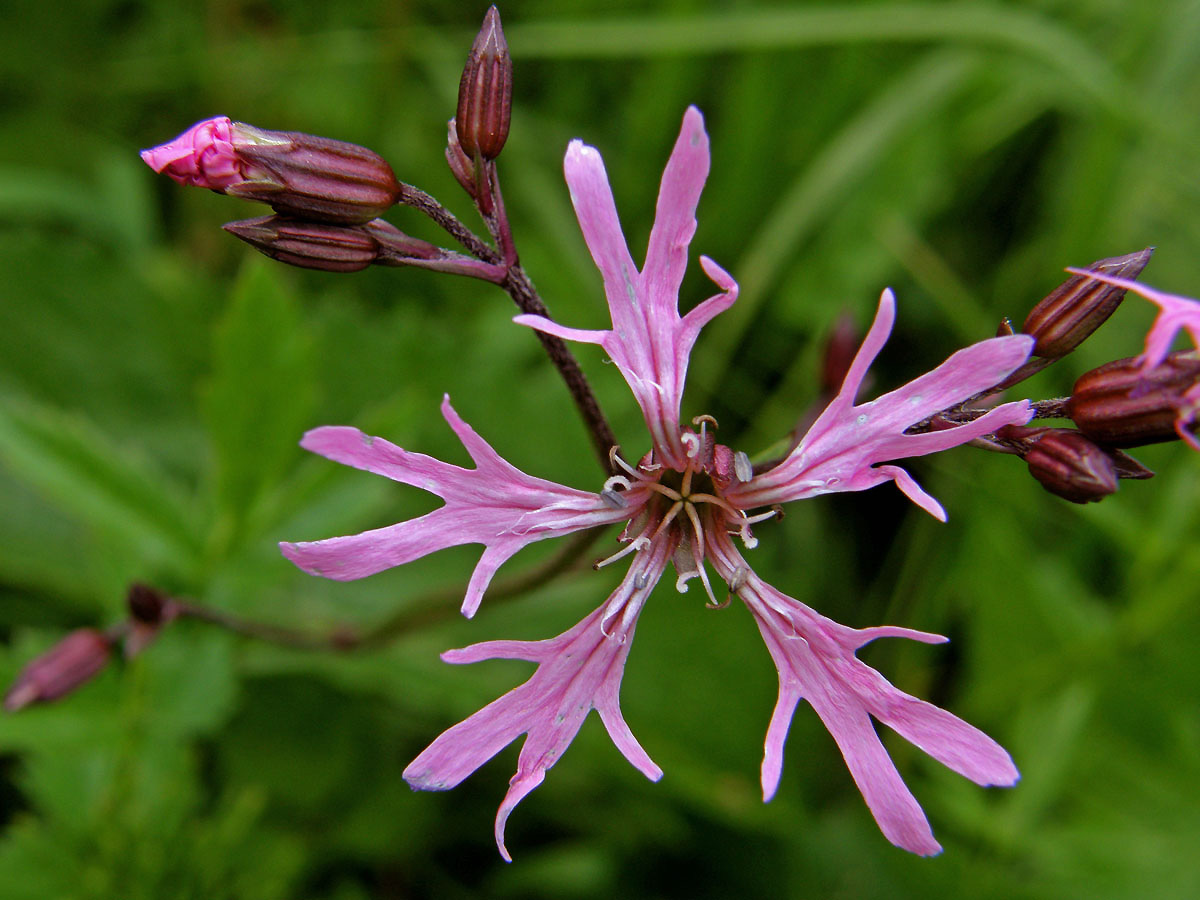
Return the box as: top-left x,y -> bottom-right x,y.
141,116 -> 242,190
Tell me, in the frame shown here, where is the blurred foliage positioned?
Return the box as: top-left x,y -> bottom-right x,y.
2,0 -> 1199,897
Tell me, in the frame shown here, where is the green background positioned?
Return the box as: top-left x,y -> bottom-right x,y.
2,0 -> 1199,897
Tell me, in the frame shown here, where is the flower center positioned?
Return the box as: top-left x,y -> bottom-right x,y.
596,417 -> 779,608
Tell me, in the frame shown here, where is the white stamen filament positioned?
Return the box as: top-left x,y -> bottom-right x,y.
687,491 -> 742,520
683,502 -> 719,608
651,500 -> 685,540
646,481 -> 684,502
609,449 -> 645,481
594,534 -> 650,570
742,508 -> 780,526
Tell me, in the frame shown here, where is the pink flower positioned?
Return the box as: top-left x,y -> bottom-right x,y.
1065,269 -> 1200,450
284,106 -> 1034,858
140,116 -> 242,190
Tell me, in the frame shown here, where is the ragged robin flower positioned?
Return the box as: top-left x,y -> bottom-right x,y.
281,106 -> 1036,860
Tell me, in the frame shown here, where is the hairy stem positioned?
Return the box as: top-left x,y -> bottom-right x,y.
402,183 -> 617,473
175,528 -> 608,652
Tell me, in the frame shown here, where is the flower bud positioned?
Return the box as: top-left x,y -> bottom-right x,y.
1023,248 -> 1153,359
445,118 -> 478,195
124,583 -> 180,657
225,215 -> 387,272
142,117 -> 402,225
128,582 -> 170,624
1068,351 -> 1200,448
1022,429 -> 1118,503
456,6 -> 512,161
5,629 -> 113,711
224,214 -> 450,274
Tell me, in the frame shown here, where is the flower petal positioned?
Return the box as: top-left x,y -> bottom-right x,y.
140,116 -> 241,189
520,109 -> 737,467
732,290 -> 1033,510
281,396 -> 629,616
642,105 -> 709,315
564,139 -> 640,319
404,543 -> 669,860
707,534 -> 1015,856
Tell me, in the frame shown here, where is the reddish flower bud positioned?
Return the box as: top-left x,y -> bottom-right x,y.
456,6 -> 512,161
124,583 -> 180,657
5,629 -> 113,711
445,118 -> 478,195
1023,248 -> 1153,359
127,582 -> 170,624
225,215 -> 388,272
1022,429 -> 1118,503
225,215 -> 451,274
143,117 -> 402,225
1068,351 -> 1200,448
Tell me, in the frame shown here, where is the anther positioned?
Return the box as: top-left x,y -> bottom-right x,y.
681,432 -> 700,458
601,475 -> 632,508
729,566 -> 749,594
602,475 -> 630,492
601,489 -> 627,509
733,451 -> 753,483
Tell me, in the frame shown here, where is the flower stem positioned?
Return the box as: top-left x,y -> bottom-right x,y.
401,182 -> 617,472
174,528 -> 607,652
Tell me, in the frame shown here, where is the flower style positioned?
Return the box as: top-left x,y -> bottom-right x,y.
1066,269 -> 1200,449
283,106 -> 1035,859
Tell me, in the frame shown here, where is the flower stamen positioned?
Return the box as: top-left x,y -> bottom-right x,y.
594,534 -> 650,570
681,501 -> 719,607
681,431 -> 700,458
646,481 -> 684,502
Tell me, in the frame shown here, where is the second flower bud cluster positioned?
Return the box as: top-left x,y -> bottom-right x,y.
995,249 -> 1200,503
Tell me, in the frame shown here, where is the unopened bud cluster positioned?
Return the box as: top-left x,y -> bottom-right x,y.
4,583 -> 182,712
993,247 -> 1199,503
142,7 -> 517,279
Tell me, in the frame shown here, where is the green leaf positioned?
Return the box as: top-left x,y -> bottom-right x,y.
201,258 -> 316,551
0,398 -> 203,579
